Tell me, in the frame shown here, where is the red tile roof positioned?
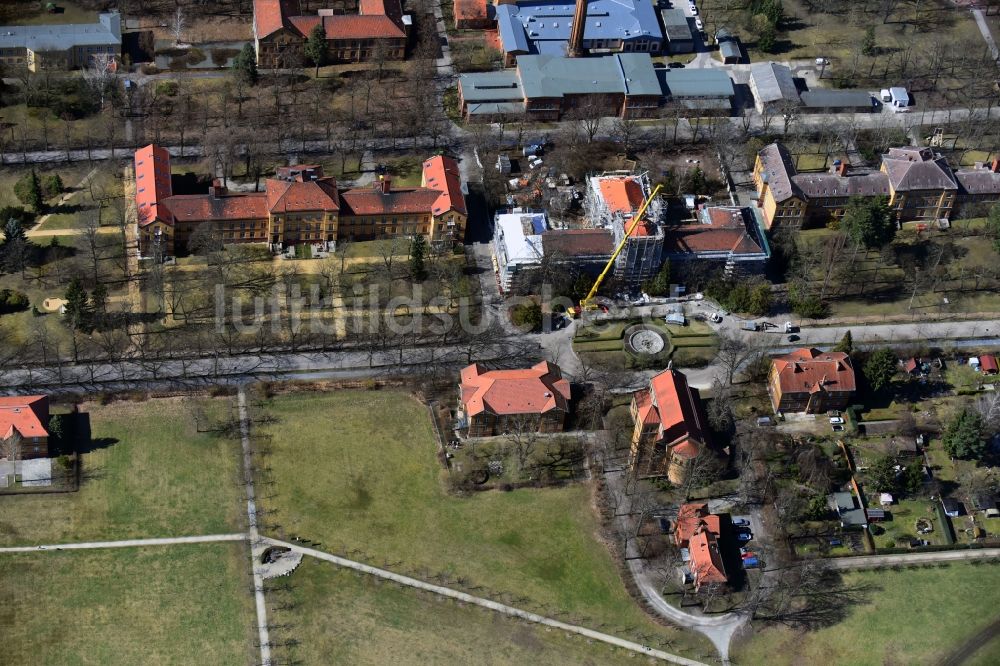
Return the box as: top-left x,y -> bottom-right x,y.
771,348 -> 856,395
628,220 -> 656,237
541,229 -> 614,257
689,529 -> 727,587
254,0 -> 289,38
0,396 -> 49,441
460,361 -> 571,417
134,144 -> 173,228
664,207 -> 764,255
423,155 -> 467,216
161,193 -> 269,223
325,15 -> 406,40
981,355 -> 999,374
641,368 -> 709,460
340,185 -> 441,216
265,177 -> 340,213
598,176 -> 645,216
262,0 -> 405,40
674,503 -> 721,547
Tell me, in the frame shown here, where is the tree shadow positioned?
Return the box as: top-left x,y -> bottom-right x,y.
61,412 -> 119,455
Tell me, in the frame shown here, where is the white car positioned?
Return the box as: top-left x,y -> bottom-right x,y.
691,6 -> 698,15
830,416 -> 845,425
695,18 -> 704,29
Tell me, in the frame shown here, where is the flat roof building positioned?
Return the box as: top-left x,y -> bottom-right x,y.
800,89 -> 874,113
657,68 -> 735,113
493,209 -> 547,293
660,8 -> 694,54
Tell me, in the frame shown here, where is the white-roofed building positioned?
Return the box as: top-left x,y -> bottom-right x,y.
493,209 -> 548,293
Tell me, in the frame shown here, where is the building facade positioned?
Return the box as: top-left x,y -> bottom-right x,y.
585,172 -> 665,288
459,361 -> 571,437
754,142 -> 1000,229
629,368 -> 710,484
253,0 -> 407,68
0,12 -> 120,72
768,348 -> 856,414
458,53 -> 662,121
135,146 -> 466,257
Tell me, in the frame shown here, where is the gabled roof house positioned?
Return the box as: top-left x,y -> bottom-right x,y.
459,361 -> 571,437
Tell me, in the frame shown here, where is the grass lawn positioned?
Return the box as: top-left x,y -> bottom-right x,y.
5,1 -> 94,26
733,562 -> 1000,666
0,542 -> 255,665
270,558 -> 643,665
871,499 -> 945,549
0,397 -> 243,546
257,390 -> 709,657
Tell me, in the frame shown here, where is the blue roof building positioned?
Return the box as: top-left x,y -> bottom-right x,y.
495,0 -> 663,66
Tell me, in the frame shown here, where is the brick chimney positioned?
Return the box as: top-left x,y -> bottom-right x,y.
209,178 -> 226,198
374,175 -> 391,194
991,158 -> 1000,173
568,0 -> 587,57
837,160 -> 849,177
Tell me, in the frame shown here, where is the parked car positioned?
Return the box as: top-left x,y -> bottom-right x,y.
668,61 -> 685,68
695,18 -> 704,29
743,556 -> 762,568
829,416 -> 845,425
733,518 -> 751,527
741,551 -> 756,560
755,416 -> 775,427
828,538 -> 842,546
832,424 -> 845,432
740,546 -> 752,554
736,530 -> 753,542
658,518 -> 670,534
787,334 -> 800,342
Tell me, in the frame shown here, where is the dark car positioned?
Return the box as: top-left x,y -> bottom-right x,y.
668,62 -> 685,68
787,334 -> 800,342
736,530 -> 753,542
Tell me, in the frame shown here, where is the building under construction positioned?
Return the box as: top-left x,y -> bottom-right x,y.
584,171 -> 665,289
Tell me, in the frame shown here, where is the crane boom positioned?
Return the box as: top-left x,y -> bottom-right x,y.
578,183 -> 662,311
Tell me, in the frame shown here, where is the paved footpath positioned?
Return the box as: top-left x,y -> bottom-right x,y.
264,537 -> 708,666
0,533 -> 246,553
825,547 -> 1000,570
238,387 -> 273,666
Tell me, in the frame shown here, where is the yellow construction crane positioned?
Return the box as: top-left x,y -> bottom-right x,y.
571,183 -> 663,317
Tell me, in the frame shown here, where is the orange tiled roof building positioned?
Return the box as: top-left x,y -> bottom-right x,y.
629,368 -> 710,484
253,0 -> 408,68
459,361 -> 571,437
0,395 -> 50,459
768,347 -> 856,414
134,146 -> 466,257
674,503 -> 728,590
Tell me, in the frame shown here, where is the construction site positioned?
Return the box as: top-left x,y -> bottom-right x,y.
491,167 -> 668,296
